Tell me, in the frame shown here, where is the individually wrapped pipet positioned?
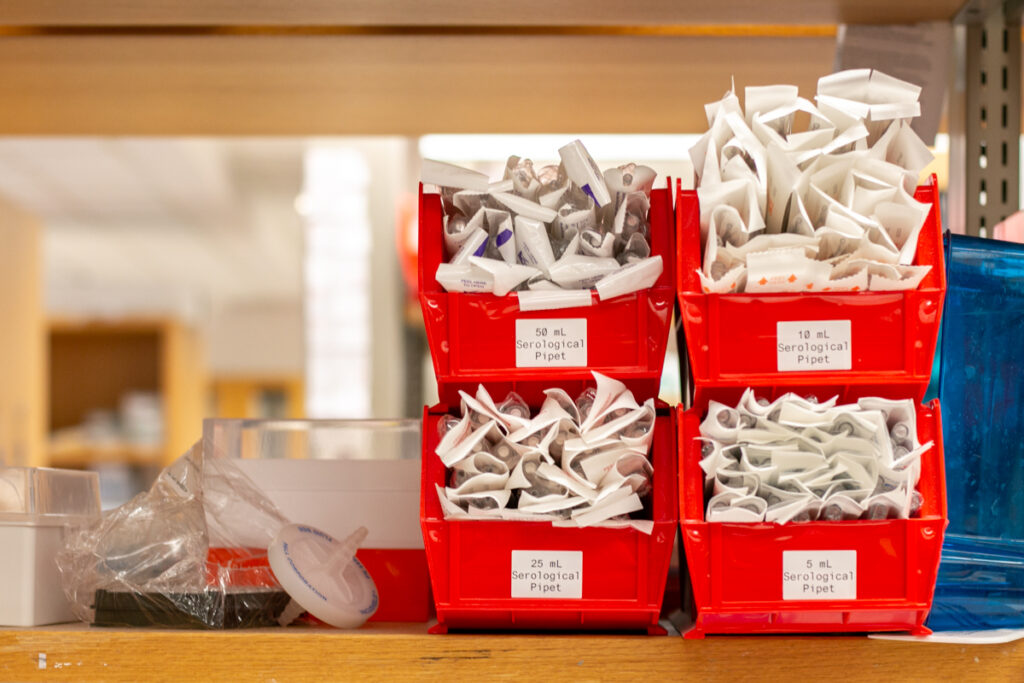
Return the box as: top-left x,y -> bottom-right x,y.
696,389 -> 932,524
434,371 -> 657,533
691,69 -> 935,293
422,139 -> 662,307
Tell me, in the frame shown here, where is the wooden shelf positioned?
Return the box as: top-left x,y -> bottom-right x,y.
0,1 -> 967,27
47,440 -> 163,468
1,621 -> 1021,681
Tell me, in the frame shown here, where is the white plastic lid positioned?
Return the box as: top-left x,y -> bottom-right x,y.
267,523 -> 379,628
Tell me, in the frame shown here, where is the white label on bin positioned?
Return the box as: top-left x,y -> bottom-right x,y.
782,550 -> 857,600
515,319 -> 587,367
776,320 -> 852,371
510,550 -> 583,598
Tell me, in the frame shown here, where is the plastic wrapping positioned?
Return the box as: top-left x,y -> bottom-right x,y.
57,441 -> 293,629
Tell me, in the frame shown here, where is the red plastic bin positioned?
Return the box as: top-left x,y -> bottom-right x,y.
420,378 -> 677,634
206,547 -> 432,622
677,386 -> 948,638
675,176 -> 946,403
418,182 -> 676,389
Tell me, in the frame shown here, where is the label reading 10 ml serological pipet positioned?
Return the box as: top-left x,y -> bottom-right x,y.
776,320 -> 852,371
511,550 -> 583,599
515,319 -> 587,367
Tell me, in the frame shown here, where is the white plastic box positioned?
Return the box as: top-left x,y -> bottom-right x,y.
0,467 -> 100,626
201,419 -> 429,622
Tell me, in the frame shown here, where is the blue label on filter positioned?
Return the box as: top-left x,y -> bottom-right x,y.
496,229 -> 513,246
473,241 -> 487,257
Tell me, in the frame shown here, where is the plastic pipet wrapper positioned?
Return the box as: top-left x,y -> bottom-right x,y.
56,442 -> 292,628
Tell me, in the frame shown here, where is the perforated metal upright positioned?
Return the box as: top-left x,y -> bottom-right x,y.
949,0 -> 1023,236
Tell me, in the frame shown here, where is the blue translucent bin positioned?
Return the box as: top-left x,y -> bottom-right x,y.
938,233 -> 1024,540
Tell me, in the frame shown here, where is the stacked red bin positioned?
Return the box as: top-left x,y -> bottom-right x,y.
418,182 -> 678,633
675,176 -> 949,637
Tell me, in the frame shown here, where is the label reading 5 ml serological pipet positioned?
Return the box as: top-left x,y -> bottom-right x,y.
782,550 -> 857,600
515,319 -> 587,367
776,320 -> 852,371
510,550 -> 583,599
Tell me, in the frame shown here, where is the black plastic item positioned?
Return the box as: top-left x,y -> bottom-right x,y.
92,589 -> 292,629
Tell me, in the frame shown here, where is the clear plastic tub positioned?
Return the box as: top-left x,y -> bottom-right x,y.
0,467 -> 100,626
201,419 -> 430,622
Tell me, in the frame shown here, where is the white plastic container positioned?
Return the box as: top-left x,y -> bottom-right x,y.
0,467 -> 100,626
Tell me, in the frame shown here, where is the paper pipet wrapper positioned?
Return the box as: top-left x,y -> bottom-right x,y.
819,493 -> 866,520
514,215 -> 556,275
700,401 -> 745,443
459,389 -> 507,432
571,486 -> 643,527
580,398 -> 655,444
867,264 -> 931,291
507,400 -> 575,443
443,213 -> 474,258
422,159 -> 490,192
697,178 -> 765,248
559,139 -> 612,207
547,254 -> 620,290
435,263 -> 494,293
707,490 -> 768,522
579,230 -> 616,259
539,182 -> 570,210
578,377 -> 636,434
542,388 -> 581,424
575,443 -> 646,486
491,191 -> 557,223
604,163 -> 657,216
592,256 -> 663,302
517,492 -> 588,514
448,460 -> 510,496
612,191 -> 651,236
553,205 -> 597,242
450,227 -> 489,265
437,419 -> 498,468
765,495 -> 821,524
538,462 -> 599,500
434,414 -> 473,460
467,257 -> 539,296
745,247 -> 833,293
597,454 -> 653,496
451,488 -> 513,517
713,467 -> 759,497
507,451 -> 555,489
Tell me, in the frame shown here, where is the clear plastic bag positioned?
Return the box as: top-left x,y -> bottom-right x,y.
57,440 -> 292,629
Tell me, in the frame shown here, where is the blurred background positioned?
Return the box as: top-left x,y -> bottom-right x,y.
0,2 -> 992,506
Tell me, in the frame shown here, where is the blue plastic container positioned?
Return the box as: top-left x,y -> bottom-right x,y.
938,233 -> 1024,540
927,534 -> 1024,631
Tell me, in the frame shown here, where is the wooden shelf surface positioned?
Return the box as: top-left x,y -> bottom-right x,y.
0,1 -> 968,28
1,621 -> 1022,682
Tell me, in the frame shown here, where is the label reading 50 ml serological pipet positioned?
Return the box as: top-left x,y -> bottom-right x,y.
511,550 -> 583,598
782,550 -> 857,600
777,320 -> 852,371
515,319 -> 587,367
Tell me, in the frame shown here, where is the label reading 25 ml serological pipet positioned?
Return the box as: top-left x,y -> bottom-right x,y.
515,319 -> 587,367
510,550 -> 583,598
776,320 -> 852,371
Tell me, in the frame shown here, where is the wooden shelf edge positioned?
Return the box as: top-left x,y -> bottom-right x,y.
1,622 -> 1022,681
